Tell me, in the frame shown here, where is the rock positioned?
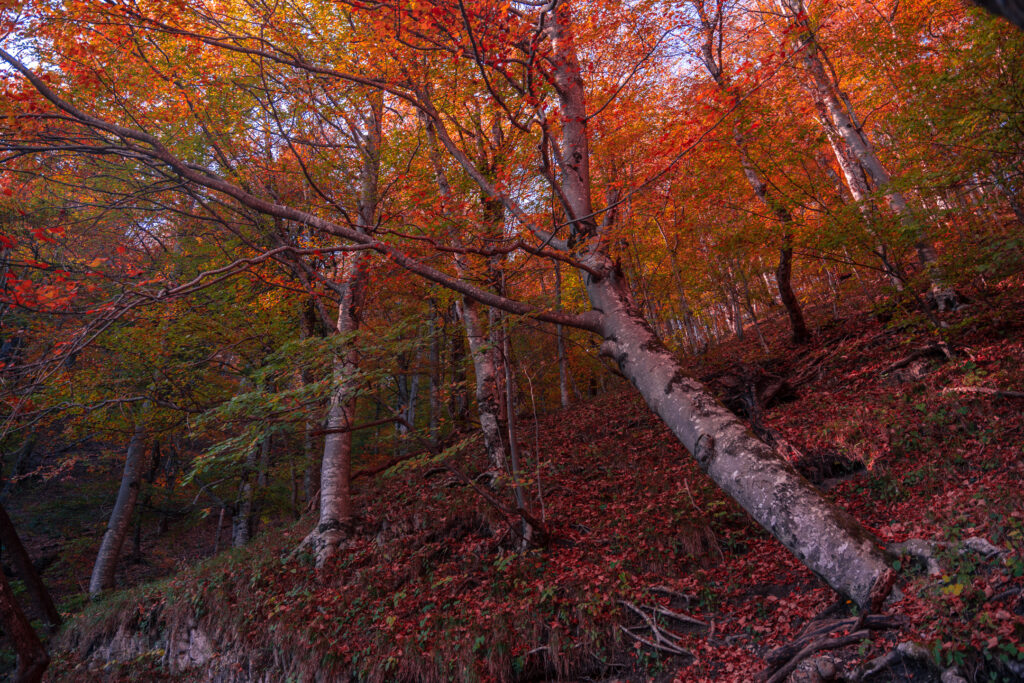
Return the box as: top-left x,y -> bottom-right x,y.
815,656 -> 837,680
940,668 -> 968,683
960,536 -> 1003,558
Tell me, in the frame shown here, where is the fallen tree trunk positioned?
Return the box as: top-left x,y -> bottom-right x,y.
587,266 -> 892,608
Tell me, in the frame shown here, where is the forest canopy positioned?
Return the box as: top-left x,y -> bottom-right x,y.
1,0 -> 1023,681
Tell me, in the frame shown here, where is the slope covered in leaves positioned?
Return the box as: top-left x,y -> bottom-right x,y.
49,279 -> 1024,683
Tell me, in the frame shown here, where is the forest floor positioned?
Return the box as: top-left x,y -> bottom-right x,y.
7,276 -> 1024,682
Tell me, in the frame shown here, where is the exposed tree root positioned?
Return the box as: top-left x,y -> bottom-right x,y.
888,536 -> 1006,576
759,613 -> 905,682
761,630 -> 871,683
847,640 -> 968,682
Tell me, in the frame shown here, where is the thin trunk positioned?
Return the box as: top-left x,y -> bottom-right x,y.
740,270 -> 771,353
694,1 -> 810,342
231,433 -> 265,548
213,506 -> 225,555
656,222 -> 703,353
461,297 -> 509,472
131,440 -> 161,564
428,305 -> 442,443
776,239 -> 810,343
1,435 -> 37,502
300,298 -> 322,508
502,326 -> 530,545
448,305 -> 470,428
555,262 -> 570,409
310,256 -> 368,566
0,501 -> 60,631
825,267 -> 842,319
89,424 -> 146,596
783,0 -> 957,307
156,440 -> 178,536
0,568 -> 48,683
302,420 -> 318,508
423,116 -> 508,473
306,93 -> 382,567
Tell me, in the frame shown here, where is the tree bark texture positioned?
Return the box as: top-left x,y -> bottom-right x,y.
423,117 -> 509,473
0,501 -> 60,631
586,264 -> 890,606
307,94 -> 382,567
0,568 -> 49,683
460,297 -> 509,472
89,424 -> 147,596
783,0 -> 956,306
548,5 -> 891,607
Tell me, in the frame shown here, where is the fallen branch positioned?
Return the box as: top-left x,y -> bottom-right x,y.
649,585 -> 696,605
942,386 -> 1024,400
619,625 -> 691,657
881,342 -> 952,375
650,604 -> 707,628
850,641 -> 936,681
618,599 -> 702,659
889,535 -> 1005,577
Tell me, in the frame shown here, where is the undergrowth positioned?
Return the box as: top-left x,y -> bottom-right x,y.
41,278 -> 1024,682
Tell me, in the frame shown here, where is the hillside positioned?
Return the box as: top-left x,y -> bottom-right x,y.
3,279 -> 1019,682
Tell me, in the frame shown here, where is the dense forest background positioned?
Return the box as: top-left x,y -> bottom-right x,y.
1,0 -> 1024,680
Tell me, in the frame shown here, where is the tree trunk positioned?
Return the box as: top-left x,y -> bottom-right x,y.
428,305 -> 443,442
547,7 -> 892,607
555,262 -> 571,409
776,239 -> 810,343
0,501 -> 60,631
585,265 -> 890,606
460,296 -> 509,473
422,116 -> 509,473
232,432 -> 270,548
131,440 -> 162,564
1,434 -> 37,502
89,424 -> 147,596
783,0 -> 957,307
0,568 -> 48,683
305,93 -> 382,567
300,298 -> 322,508
448,304 -> 470,428
502,326 -> 531,545
308,256 -> 368,566
694,3 -> 810,343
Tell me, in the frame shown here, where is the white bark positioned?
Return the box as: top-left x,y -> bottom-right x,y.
782,0 -> 956,305
545,5 -> 892,607
423,118 -> 509,473
306,94 -> 381,567
460,298 -> 509,472
89,424 -> 147,596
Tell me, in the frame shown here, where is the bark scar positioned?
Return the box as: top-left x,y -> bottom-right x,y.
694,434 -> 715,470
